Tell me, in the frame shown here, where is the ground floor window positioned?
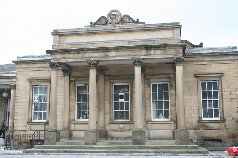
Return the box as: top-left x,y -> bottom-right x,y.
151,82 -> 170,120
76,84 -> 89,120
32,86 -> 48,121
113,83 -> 130,121
201,81 -> 220,120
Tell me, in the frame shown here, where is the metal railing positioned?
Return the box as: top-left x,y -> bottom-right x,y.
4,130 -> 44,150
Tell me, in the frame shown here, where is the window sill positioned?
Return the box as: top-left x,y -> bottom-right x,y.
109,121 -> 134,124
27,121 -> 48,125
70,121 -> 88,124
198,119 -> 225,123
147,120 -> 174,124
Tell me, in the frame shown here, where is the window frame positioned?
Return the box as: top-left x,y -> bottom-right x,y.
28,79 -> 50,123
113,83 -> 131,121
75,84 -> 89,121
32,85 -> 48,122
200,80 -> 220,120
151,82 -> 170,121
195,73 -> 224,121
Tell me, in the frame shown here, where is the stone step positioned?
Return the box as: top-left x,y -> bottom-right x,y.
24,148 -> 208,155
33,144 -> 200,150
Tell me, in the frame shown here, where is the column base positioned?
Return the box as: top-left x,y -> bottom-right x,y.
132,130 -> 145,145
45,130 -> 60,145
84,131 -> 97,145
60,130 -> 70,140
175,129 -> 190,145
97,128 -> 106,140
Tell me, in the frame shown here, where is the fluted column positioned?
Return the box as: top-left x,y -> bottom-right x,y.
9,84 -> 16,131
97,66 -> 106,139
132,58 -> 145,145
175,57 -> 189,144
61,64 -> 71,140
87,60 -> 99,130
49,62 -> 60,130
175,57 -> 185,129
132,58 -> 144,129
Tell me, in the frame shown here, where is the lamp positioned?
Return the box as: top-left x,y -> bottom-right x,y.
2,91 -> 8,98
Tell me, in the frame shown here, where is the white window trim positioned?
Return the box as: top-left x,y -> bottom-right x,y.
200,80 -> 220,120
113,83 -> 130,121
151,82 -> 170,121
75,84 -> 89,121
32,85 -> 48,122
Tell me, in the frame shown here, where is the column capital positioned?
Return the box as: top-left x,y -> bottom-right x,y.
49,62 -> 60,70
61,64 -> 71,76
10,84 -> 16,89
132,58 -> 143,66
97,66 -> 106,75
174,57 -> 184,65
87,60 -> 99,69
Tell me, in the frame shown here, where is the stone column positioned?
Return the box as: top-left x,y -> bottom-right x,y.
97,66 -> 106,139
9,84 -> 16,131
132,58 -> 145,145
45,62 -> 60,145
84,60 -> 99,145
61,64 -> 71,140
175,57 -> 189,144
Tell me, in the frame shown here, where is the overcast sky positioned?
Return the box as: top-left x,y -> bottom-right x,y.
0,0 -> 237,64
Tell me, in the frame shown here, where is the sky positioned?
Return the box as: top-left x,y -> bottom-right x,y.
0,0 -> 237,64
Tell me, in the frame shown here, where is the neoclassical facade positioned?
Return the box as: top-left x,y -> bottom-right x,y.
1,10 -> 238,146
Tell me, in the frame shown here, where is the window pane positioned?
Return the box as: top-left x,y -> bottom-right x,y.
203,109 -> 208,118
125,93 -> 129,101
82,94 -> 88,102
119,102 -> 124,110
158,110 -> 163,118
158,101 -> 163,109
43,112 -> 46,120
213,100 -> 218,108
124,85 -> 129,92
207,82 -> 212,90
163,84 -> 168,91
158,92 -> 163,100
114,94 -> 119,101
207,91 -> 213,99
152,84 -> 157,92
125,111 -> 129,120
114,102 -> 119,110
208,109 -> 213,118
213,82 -> 218,90
213,91 -> 218,99
202,101 -> 207,110
208,101 -> 213,109
34,103 -> 38,111
201,82 -> 206,90
164,110 -> 169,118
164,101 -> 169,109
125,102 -> 129,110
158,85 -> 163,92
152,92 -> 157,100
214,109 -> 219,118
164,92 -> 169,100
202,91 -> 207,99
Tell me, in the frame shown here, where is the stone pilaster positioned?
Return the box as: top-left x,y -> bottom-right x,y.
46,62 -> 60,145
132,58 -> 145,145
84,60 -> 99,145
61,64 -> 71,140
97,66 -> 106,139
174,57 -> 189,144
9,84 -> 16,131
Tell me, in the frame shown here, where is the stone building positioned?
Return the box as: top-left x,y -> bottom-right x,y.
0,10 -> 238,146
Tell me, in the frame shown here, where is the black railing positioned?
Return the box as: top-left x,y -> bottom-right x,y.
4,130 -> 44,150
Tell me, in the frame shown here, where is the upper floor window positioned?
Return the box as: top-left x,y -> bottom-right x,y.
76,84 -> 89,120
201,81 -> 220,120
113,83 -> 130,121
32,86 -> 48,121
151,82 -> 170,120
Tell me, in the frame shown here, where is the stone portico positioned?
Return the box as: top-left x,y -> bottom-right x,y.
1,10 -> 238,147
